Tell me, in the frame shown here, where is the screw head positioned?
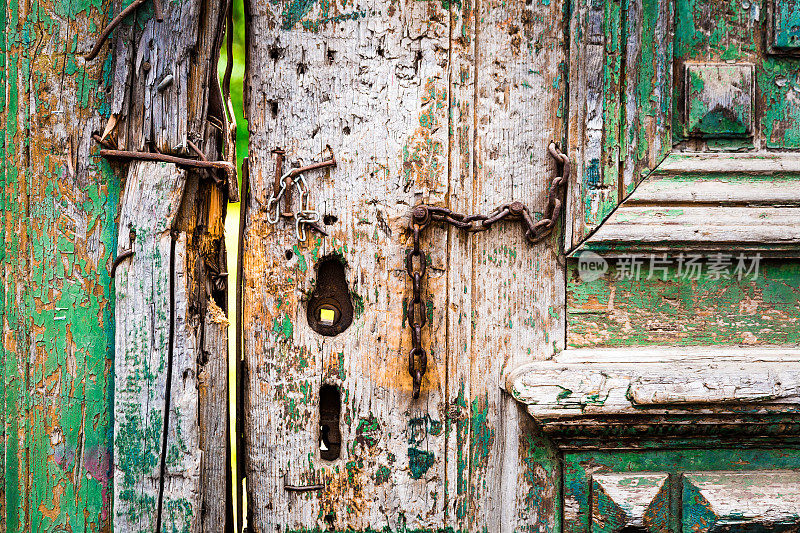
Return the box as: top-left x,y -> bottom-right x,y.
411,206 -> 429,224
509,201 -> 524,215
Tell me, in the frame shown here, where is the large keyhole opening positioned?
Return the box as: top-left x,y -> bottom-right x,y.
307,256 -> 354,336
319,384 -> 341,461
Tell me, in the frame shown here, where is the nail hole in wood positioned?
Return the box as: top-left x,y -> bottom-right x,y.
285,249 -> 293,260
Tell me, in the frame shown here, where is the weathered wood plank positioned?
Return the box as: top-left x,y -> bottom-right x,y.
2,0 -> 120,529
242,0 -> 568,530
508,346 -> 800,417
682,471 -> 800,531
566,0 -> 621,247
576,206 -> 800,252
566,260 -> 800,347
242,0 -> 452,528
199,302 -> 230,531
106,0 -> 231,529
114,161 -> 190,531
468,0 -> 567,530
657,152 -> 800,174
620,0 -> 672,194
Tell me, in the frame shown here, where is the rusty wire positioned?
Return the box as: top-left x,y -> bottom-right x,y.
98,148 -> 237,184
85,0 -> 162,61
404,142 -> 570,398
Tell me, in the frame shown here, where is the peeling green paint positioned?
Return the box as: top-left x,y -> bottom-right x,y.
3,0 -> 120,527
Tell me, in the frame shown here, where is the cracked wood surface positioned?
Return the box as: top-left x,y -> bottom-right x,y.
2,0 -> 120,530
107,0 -> 231,528
241,0 -> 566,530
2,0 -> 230,530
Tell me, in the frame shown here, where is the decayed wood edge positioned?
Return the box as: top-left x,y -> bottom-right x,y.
234,156 -> 248,532
199,300 -> 230,531
505,345 -> 800,418
107,0 -> 231,528
682,470 -> 800,522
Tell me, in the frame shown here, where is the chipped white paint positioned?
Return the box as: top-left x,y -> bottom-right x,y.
683,470 -> 800,529
508,346 -> 800,417
241,0 -> 567,530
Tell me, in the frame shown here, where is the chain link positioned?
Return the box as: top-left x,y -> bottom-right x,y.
405,142 -> 569,398
266,155 -> 336,241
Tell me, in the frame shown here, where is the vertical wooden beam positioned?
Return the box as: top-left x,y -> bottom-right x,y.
2,0 -> 120,529
105,0 -> 231,527
467,0 -> 567,530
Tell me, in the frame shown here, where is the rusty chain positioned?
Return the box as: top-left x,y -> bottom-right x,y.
266,153 -> 336,241
405,142 -> 569,398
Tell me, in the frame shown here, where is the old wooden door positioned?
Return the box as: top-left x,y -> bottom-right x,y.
509,0 -> 800,530
240,0 -> 568,530
2,0 -> 231,531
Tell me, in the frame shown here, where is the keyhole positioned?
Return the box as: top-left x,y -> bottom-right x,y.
319,384 -> 341,460
307,256 -> 354,336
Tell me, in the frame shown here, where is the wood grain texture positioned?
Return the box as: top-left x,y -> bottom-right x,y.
566,259 -> 800,348
241,0 -> 567,529
106,0 -> 231,529
575,153 -> 800,255
114,161 -> 192,531
509,346 -> 800,416
591,473 -> 670,533
2,0 -> 120,529
566,0 -> 672,248
564,450 -> 800,533
682,470 -> 800,531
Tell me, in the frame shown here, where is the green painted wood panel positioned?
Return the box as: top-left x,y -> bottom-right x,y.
564,449 -> 800,533
674,0 -> 800,147
567,259 -> 800,347
1,0 -> 119,530
774,0 -> 800,50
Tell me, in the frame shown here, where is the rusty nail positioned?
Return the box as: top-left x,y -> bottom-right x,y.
152,0 -> 163,22
143,61 -> 151,72
411,205 -> 430,225
158,74 -> 174,92
111,249 -> 135,278
272,149 -> 291,217
187,139 -> 208,161
508,201 -> 524,216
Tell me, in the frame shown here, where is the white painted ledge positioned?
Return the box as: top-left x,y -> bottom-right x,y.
506,346 -> 800,448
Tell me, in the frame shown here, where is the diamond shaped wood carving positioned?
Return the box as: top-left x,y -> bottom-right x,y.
592,473 -> 671,533
682,471 -> 800,533
685,63 -> 754,138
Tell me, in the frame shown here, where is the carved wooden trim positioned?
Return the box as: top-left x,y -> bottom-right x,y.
571,153 -> 800,257
682,471 -> 800,531
506,346 -> 800,449
592,473 -> 670,533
